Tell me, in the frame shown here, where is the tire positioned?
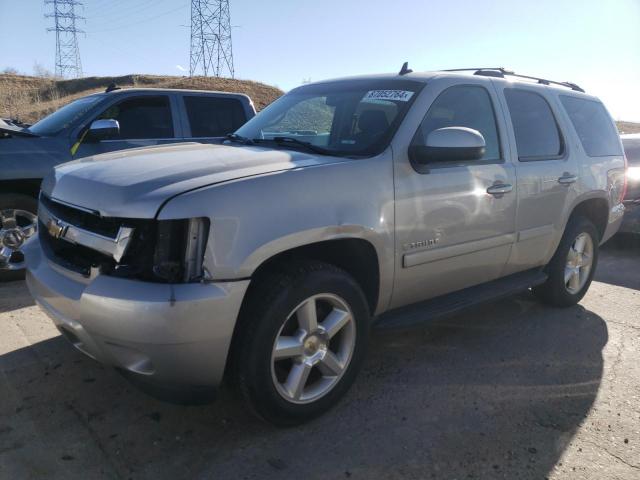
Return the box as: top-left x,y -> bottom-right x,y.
0,193 -> 38,281
231,261 -> 371,426
533,216 -> 599,307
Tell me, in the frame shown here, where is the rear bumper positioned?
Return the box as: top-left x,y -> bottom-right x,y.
619,201 -> 640,235
24,237 -> 249,388
602,203 -> 625,243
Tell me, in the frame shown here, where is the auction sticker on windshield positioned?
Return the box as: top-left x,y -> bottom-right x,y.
363,90 -> 414,102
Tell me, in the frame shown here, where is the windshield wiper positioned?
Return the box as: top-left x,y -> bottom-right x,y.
254,136 -> 332,155
225,133 -> 254,145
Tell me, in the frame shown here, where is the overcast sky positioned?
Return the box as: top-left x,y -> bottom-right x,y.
1,0 -> 638,121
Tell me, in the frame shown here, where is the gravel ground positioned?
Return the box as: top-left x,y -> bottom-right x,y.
0,240 -> 638,480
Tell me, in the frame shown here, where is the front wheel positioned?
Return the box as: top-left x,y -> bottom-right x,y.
533,216 -> 599,307
231,261 -> 370,426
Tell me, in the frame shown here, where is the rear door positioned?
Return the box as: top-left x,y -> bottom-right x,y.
179,94 -> 250,144
72,93 -> 180,158
494,86 -> 578,274
391,79 -> 517,308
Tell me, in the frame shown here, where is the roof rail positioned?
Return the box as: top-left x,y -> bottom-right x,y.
442,67 -> 585,93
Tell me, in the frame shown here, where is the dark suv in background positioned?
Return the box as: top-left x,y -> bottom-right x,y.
0,88 -> 256,273
620,134 -> 640,234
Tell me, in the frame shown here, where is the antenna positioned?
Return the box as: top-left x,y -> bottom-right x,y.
189,0 -> 235,78
399,62 -> 412,76
45,0 -> 84,78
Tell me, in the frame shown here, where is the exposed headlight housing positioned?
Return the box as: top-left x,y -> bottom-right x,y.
151,218 -> 210,283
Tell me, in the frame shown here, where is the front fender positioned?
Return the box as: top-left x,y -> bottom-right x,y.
157,152 -> 396,311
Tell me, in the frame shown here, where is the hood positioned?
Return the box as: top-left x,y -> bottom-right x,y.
43,142 -> 342,218
0,118 -> 38,137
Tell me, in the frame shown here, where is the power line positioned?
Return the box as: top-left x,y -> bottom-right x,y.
89,3 -> 189,33
45,0 -> 84,78
189,0 -> 234,78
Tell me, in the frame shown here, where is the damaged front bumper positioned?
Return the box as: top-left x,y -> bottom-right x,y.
24,236 -> 249,389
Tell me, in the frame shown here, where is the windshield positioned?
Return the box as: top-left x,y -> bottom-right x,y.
234,79 -> 424,156
28,94 -> 105,136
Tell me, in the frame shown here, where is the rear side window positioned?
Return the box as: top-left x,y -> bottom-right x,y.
504,89 -> 563,160
413,85 -> 501,161
98,96 -> 174,139
560,96 -> 622,157
184,96 -> 247,137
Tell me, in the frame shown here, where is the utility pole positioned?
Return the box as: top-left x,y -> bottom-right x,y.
45,0 -> 84,78
189,0 -> 234,78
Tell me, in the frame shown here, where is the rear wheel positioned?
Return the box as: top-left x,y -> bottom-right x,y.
533,216 -> 599,307
0,194 -> 38,281
232,261 -> 370,426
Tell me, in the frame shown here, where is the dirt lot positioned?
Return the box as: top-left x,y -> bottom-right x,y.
1,240 -> 639,480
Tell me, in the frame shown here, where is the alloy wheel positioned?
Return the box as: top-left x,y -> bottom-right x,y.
0,209 -> 38,270
270,293 -> 356,404
564,232 -> 594,294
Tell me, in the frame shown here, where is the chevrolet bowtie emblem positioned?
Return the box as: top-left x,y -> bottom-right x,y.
46,218 -> 66,239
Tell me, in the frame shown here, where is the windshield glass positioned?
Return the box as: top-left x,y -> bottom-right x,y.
234,79 -> 424,156
29,94 -> 104,136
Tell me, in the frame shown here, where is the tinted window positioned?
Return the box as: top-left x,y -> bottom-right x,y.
560,96 -> 622,157
504,89 -> 562,159
184,96 -> 247,137
412,85 -> 501,161
98,96 -> 173,139
623,138 -> 640,165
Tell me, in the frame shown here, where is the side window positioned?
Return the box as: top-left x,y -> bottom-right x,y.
504,89 -> 563,160
184,96 -> 247,137
559,96 -> 622,157
412,85 -> 501,162
98,96 -> 173,139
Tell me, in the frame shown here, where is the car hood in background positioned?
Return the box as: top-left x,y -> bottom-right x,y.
0,119 -> 38,137
42,142 -> 344,218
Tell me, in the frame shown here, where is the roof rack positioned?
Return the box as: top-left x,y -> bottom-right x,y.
442,67 -> 585,93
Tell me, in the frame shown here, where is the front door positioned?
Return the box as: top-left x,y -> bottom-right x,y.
72,95 -> 179,159
391,81 -> 517,308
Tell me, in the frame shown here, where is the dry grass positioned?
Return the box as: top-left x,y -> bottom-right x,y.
1,73 -> 638,135
0,74 -> 283,124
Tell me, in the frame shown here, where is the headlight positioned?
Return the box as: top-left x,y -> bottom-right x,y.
109,217 -> 209,283
152,218 -> 210,283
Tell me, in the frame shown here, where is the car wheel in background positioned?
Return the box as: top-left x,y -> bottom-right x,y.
0,194 -> 38,281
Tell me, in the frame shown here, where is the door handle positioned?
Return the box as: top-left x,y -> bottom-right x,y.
558,174 -> 578,185
486,184 -> 513,195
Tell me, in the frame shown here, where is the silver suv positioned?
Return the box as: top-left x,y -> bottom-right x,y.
25,66 -> 626,425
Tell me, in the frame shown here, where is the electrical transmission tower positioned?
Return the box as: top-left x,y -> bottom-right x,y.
189,0 -> 235,78
45,0 -> 84,78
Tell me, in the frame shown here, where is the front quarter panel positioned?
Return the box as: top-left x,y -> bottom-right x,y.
157,151 -> 395,313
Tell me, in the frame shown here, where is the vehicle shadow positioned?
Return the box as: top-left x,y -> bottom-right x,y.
0,293 -> 606,480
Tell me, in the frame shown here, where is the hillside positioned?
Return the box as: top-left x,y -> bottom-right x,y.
0,74 -> 283,124
1,73 -> 638,135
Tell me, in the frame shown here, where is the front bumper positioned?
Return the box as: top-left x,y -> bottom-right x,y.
24,237 -> 249,388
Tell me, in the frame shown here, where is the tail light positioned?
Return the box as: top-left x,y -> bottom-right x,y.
608,165 -> 627,205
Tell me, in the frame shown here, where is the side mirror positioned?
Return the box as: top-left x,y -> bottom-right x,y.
86,119 -> 120,142
409,127 -> 486,164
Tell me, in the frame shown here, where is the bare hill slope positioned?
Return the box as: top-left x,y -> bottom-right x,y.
0,74 -> 283,124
